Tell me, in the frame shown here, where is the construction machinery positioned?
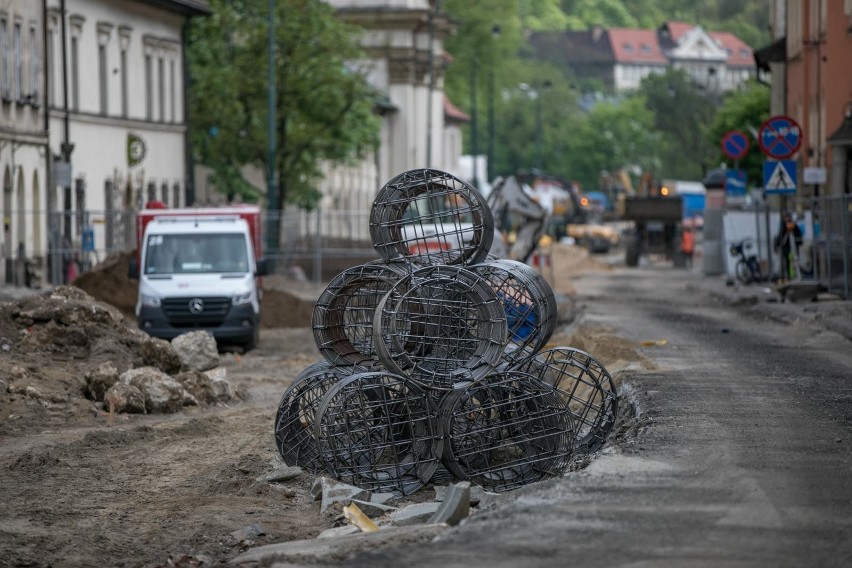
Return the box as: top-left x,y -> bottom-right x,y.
487,175 -> 549,262
619,173 -> 687,268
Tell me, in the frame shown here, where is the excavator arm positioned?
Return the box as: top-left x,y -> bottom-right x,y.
487,176 -> 548,263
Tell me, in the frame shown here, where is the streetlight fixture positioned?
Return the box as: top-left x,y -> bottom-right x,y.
520,80 -> 551,172
487,24 -> 501,184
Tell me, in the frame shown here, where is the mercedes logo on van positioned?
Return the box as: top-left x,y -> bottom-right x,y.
188,298 -> 205,314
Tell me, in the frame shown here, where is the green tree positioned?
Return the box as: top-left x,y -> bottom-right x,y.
637,69 -> 720,180
186,0 -> 380,209
707,80 -> 770,185
562,96 -> 658,190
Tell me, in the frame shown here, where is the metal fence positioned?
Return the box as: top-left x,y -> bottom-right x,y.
805,194 -> 852,299
1,207 -> 378,287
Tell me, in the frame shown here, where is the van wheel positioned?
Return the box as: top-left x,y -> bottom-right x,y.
243,327 -> 259,352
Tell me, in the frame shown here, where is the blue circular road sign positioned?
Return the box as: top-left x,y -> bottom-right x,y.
721,130 -> 750,160
758,115 -> 802,159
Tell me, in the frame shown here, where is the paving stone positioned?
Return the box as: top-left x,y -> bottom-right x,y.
388,502 -> 441,526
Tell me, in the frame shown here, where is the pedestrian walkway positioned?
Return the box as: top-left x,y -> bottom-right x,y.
687,271 -> 852,343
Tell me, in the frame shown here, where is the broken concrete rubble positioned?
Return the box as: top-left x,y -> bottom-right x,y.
172,330 -> 220,372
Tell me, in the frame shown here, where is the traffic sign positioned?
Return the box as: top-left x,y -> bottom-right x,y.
725,169 -> 746,195
763,160 -> 797,194
758,115 -> 802,159
721,130 -> 750,160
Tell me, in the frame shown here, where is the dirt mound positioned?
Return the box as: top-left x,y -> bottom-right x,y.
74,250 -> 138,319
261,276 -> 326,328
0,287 -> 239,435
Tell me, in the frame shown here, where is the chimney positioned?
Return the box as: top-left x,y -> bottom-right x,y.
592,25 -> 604,43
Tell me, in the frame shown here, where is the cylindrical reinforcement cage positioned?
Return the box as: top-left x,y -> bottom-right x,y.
511,347 -> 618,454
274,362 -> 364,473
469,258 -> 558,365
369,168 -> 494,267
438,372 -> 576,493
372,264 -> 508,390
311,260 -> 411,368
313,371 -> 441,496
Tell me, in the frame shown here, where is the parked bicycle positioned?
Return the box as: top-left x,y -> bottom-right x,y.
729,238 -> 765,284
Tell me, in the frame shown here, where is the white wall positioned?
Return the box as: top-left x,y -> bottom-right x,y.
45,0 -> 191,255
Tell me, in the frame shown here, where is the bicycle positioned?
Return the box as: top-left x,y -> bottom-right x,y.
729,239 -> 764,284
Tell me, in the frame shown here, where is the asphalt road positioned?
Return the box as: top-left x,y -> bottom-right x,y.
310,265 -> 852,568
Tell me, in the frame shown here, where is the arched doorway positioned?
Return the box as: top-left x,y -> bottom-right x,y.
3,166 -> 12,284
32,171 -> 41,258
16,167 -> 25,253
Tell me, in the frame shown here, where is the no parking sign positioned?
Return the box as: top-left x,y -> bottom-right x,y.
758,116 -> 802,159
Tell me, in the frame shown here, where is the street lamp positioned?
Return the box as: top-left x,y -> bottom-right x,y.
487,25 -> 501,183
520,80 -> 551,172
470,54 -> 479,190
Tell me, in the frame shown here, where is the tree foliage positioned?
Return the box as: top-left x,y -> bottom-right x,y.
186,0 -> 379,209
707,81 -> 771,186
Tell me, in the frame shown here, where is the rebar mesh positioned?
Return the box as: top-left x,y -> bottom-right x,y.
512,347 -> 618,453
314,371 -> 440,496
370,169 -> 494,266
373,264 -> 508,389
469,258 -> 558,364
439,372 -> 576,492
274,362 -> 363,473
312,261 -> 409,367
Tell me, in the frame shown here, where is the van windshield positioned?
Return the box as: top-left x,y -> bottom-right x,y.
144,233 -> 250,275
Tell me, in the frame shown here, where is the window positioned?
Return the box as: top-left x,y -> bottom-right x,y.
623,42 -> 634,53
119,26 -> 131,118
158,56 -> 164,121
97,23 -> 112,115
739,48 -> 750,58
169,59 -> 175,122
120,47 -> 127,116
172,183 -> 180,208
13,21 -> 21,101
46,17 -> 55,105
145,54 -> 152,119
28,25 -> 37,101
98,44 -> 107,113
0,16 -> 8,99
640,43 -> 652,54
160,182 -> 168,204
70,35 -> 79,111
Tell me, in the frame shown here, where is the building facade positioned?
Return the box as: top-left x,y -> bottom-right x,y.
0,0 -> 48,285
765,0 -> 852,197
44,0 -> 207,279
322,0 -> 460,207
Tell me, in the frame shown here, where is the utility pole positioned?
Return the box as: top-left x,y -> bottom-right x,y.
470,53 -> 479,190
487,25 -> 500,184
266,0 -> 278,270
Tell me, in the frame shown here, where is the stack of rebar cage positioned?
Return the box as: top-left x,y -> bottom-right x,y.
274,169 -> 618,496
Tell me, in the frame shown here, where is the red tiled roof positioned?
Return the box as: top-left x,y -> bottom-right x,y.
608,29 -> 668,64
663,21 -> 694,42
444,95 -> 470,123
710,31 -> 754,68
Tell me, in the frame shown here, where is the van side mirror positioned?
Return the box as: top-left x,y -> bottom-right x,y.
128,259 -> 139,280
255,258 -> 269,277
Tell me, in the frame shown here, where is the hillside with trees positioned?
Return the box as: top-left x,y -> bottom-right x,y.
442,0 -> 771,191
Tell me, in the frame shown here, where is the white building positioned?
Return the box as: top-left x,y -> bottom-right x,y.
320,0 -> 462,212
44,0 -> 207,278
0,1 -> 48,285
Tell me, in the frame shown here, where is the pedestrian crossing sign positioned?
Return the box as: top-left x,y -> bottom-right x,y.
763,160 -> 797,194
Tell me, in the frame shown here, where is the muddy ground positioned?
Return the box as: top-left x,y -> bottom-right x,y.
0,245 -> 644,567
